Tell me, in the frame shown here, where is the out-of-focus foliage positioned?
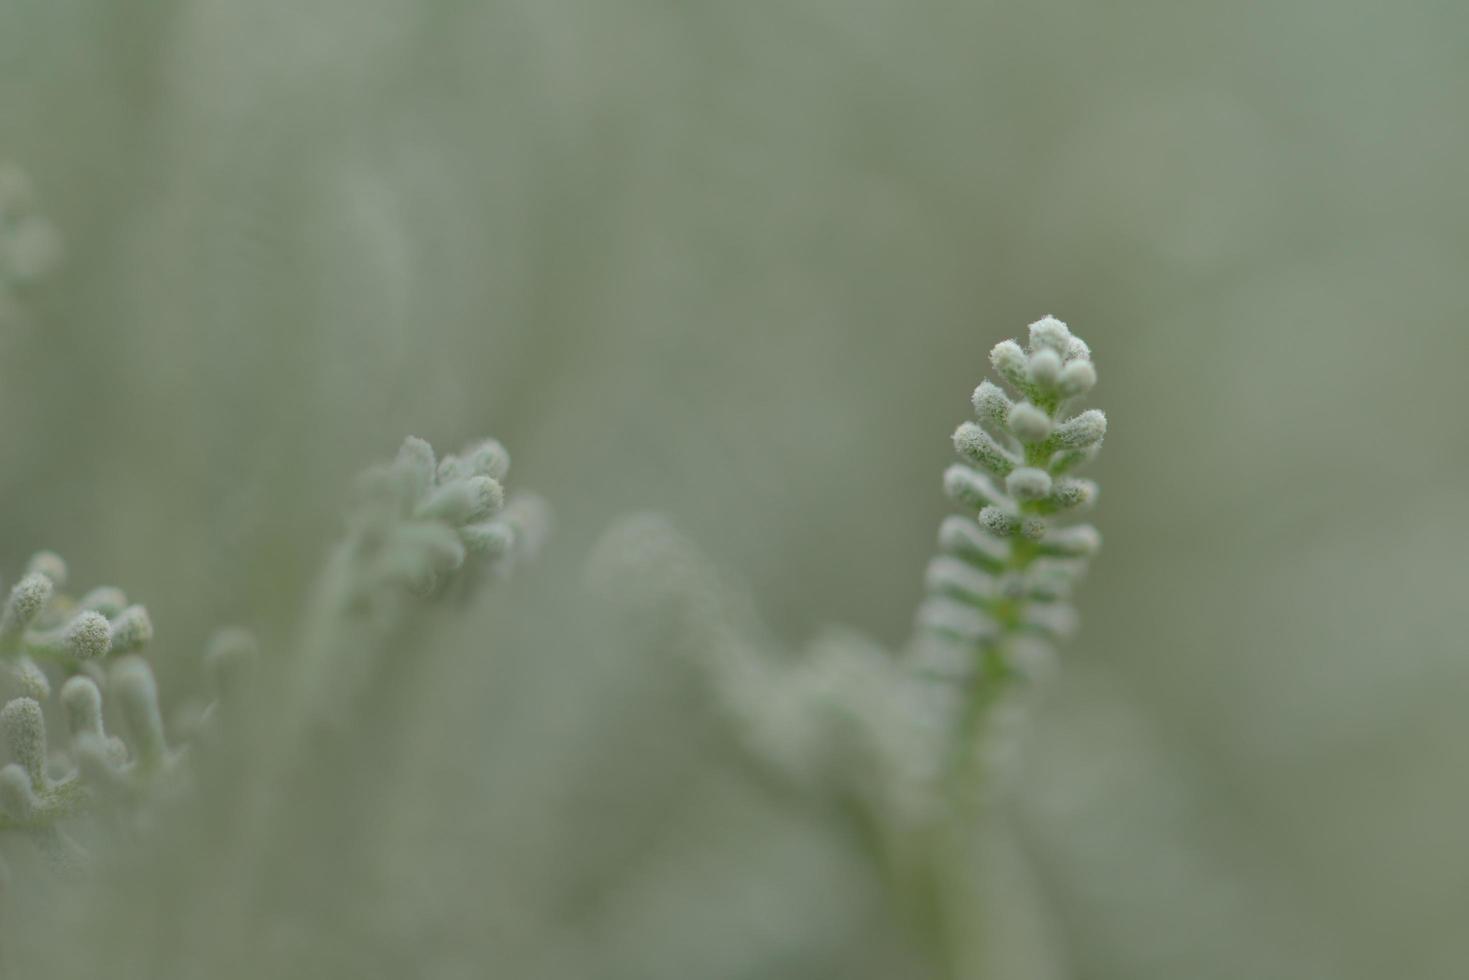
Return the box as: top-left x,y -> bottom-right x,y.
2,0 -> 1468,977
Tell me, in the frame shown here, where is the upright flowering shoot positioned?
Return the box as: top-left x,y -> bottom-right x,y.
915,315 -> 1104,697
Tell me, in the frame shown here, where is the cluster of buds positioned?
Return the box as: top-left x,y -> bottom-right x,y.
0,551 -> 255,869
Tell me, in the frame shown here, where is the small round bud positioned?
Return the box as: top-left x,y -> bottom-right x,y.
4,573 -> 53,629
1005,467 -> 1053,502
25,551 -> 67,588
1027,316 -> 1072,354
1027,349 -> 1062,389
107,606 -> 153,655
1050,478 -> 1098,511
64,612 -> 112,660
1064,336 -> 1091,361
978,506 -> 1020,538
1,698 -> 47,789
1006,403 -> 1052,444
970,381 -> 1013,431
1058,359 -> 1097,396
1020,516 -> 1048,540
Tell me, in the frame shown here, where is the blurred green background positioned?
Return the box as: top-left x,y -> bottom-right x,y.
4,1 -> 1468,977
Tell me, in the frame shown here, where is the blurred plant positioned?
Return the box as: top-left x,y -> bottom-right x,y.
0,549 -> 247,878
592,316 -> 1105,979
0,166 -> 61,327
0,435 -> 548,975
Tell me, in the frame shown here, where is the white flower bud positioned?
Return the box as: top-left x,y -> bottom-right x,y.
937,516 -> 1007,570
416,475 -> 504,525
61,676 -> 105,740
916,597 -> 998,644
63,611 -> 112,659
1020,516 -> 1047,540
1,698 -> 47,789
25,551 -> 67,588
111,656 -> 167,768
461,520 -> 516,557
1037,524 -> 1101,558
979,506 -> 1020,538
1006,402 -> 1052,444
1052,409 -> 1107,450
1027,316 -> 1072,354
924,557 -> 997,603
1,573 -> 53,644
1005,467 -> 1053,502
395,436 -> 437,499
1027,348 -> 1062,389
463,439 -> 511,481
1049,478 -> 1097,511
1058,359 -> 1097,396
107,606 -> 153,655
79,587 -> 128,617
953,422 -> 1018,477
0,764 -> 38,822
943,465 -> 1010,512
11,657 -> 49,699
989,340 -> 1031,392
970,381 -> 1013,431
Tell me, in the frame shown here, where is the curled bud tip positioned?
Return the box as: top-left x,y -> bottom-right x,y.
1006,467 -> 1054,502
1006,402 -> 1053,444
63,612 -> 112,660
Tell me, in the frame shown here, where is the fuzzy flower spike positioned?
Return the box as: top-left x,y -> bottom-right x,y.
915,315 -> 1104,695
